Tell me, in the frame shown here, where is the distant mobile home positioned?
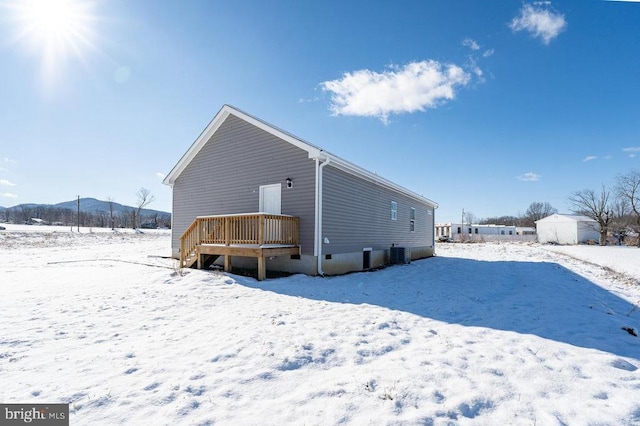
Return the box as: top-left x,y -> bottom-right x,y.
436,223 -> 517,239
535,214 -> 600,245
163,105 -> 438,279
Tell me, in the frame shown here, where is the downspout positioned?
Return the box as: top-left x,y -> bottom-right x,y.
314,157 -> 319,259
316,156 -> 330,276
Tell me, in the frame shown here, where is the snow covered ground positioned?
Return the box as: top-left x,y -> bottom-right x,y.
1,224 -> 639,425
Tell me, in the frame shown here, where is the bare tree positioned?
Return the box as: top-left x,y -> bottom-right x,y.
106,196 -> 116,230
135,187 -> 155,228
610,196 -> 630,245
612,196 -> 630,220
19,205 -> 32,223
120,209 -> 130,228
464,211 -> 475,226
567,186 -> 613,245
523,201 -> 558,226
615,170 -> 640,247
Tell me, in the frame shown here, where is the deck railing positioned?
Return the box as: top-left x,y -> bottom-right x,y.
180,213 -> 299,267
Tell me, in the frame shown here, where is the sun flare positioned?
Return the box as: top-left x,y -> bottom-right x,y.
24,0 -> 80,39
5,0 -> 96,83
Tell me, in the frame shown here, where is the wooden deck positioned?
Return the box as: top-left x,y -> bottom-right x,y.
180,213 -> 300,280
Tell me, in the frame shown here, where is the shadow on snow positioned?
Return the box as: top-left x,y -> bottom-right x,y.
234,256 -> 640,359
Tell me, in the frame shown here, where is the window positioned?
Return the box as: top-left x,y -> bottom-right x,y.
410,207 -> 416,232
391,201 -> 397,220
475,228 -> 478,234
468,227 -> 472,234
457,227 -> 461,234
509,230 -> 513,235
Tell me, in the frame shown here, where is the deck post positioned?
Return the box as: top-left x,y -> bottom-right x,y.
180,238 -> 185,268
257,255 -> 266,281
259,215 -> 265,245
224,217 -> 230,246
224,255 -> 231,272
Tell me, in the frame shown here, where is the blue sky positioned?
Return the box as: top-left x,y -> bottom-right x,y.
0,0 -> 639,222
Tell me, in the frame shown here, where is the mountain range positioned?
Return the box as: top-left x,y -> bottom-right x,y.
0,197 -> 170,217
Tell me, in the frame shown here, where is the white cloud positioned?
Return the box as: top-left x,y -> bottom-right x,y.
510,3 -> 567,45
517,172 -> 541,182
298,96 -> 320,104
156,172 -> 166,180
472,64 -> 483,78
321,60 -> 471,123
3,157 -> 17,164
582,155 -> 598,162
482,49 -> 495,58
463,38 -> 480,51
1,192 -> 18,199
0,179 -> 16,186
623,147 -> 640,158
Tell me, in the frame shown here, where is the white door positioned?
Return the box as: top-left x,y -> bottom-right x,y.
259,184 -> 281,214
259,184 -> 282,242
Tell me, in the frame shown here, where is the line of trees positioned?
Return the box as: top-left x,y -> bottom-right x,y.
568,169 -> 640,246
0,188 -> 170,229
478,201 -> 559,228
474,170 -> 640,246
0,204 -> 171,229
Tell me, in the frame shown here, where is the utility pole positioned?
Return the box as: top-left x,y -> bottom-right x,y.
77,195 -> 80,232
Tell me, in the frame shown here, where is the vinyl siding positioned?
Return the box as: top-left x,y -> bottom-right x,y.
322,165 -> 434,254
171,115 -> 316,256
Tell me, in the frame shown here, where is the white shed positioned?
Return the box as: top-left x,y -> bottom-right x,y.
535,214 -> 600,245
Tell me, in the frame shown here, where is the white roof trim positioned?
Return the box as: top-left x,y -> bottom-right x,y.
535,214 -> 597,224
163,105 -> 322,186
323,155 -> 437,207
163,104 -> 438,208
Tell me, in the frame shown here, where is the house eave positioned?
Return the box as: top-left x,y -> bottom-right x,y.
163,105 -> 323,186
310,152 -> 437,208
163,104 -> 438,209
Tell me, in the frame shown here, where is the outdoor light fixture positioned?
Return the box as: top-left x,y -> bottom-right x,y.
286,177 -> 293,188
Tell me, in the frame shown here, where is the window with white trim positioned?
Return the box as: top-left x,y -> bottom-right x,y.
410,207 -> 416,232
391,201 -> 397,221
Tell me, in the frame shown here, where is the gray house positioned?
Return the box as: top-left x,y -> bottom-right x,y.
163,105 -> 438,279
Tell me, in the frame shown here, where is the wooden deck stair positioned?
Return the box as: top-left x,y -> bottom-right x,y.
179,213 -> 300,280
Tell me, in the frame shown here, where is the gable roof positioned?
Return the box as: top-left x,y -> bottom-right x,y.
535,213 -> 597,224
163,104 -> 438,208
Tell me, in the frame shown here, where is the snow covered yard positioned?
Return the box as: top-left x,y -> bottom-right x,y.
1,227 -> 640,425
